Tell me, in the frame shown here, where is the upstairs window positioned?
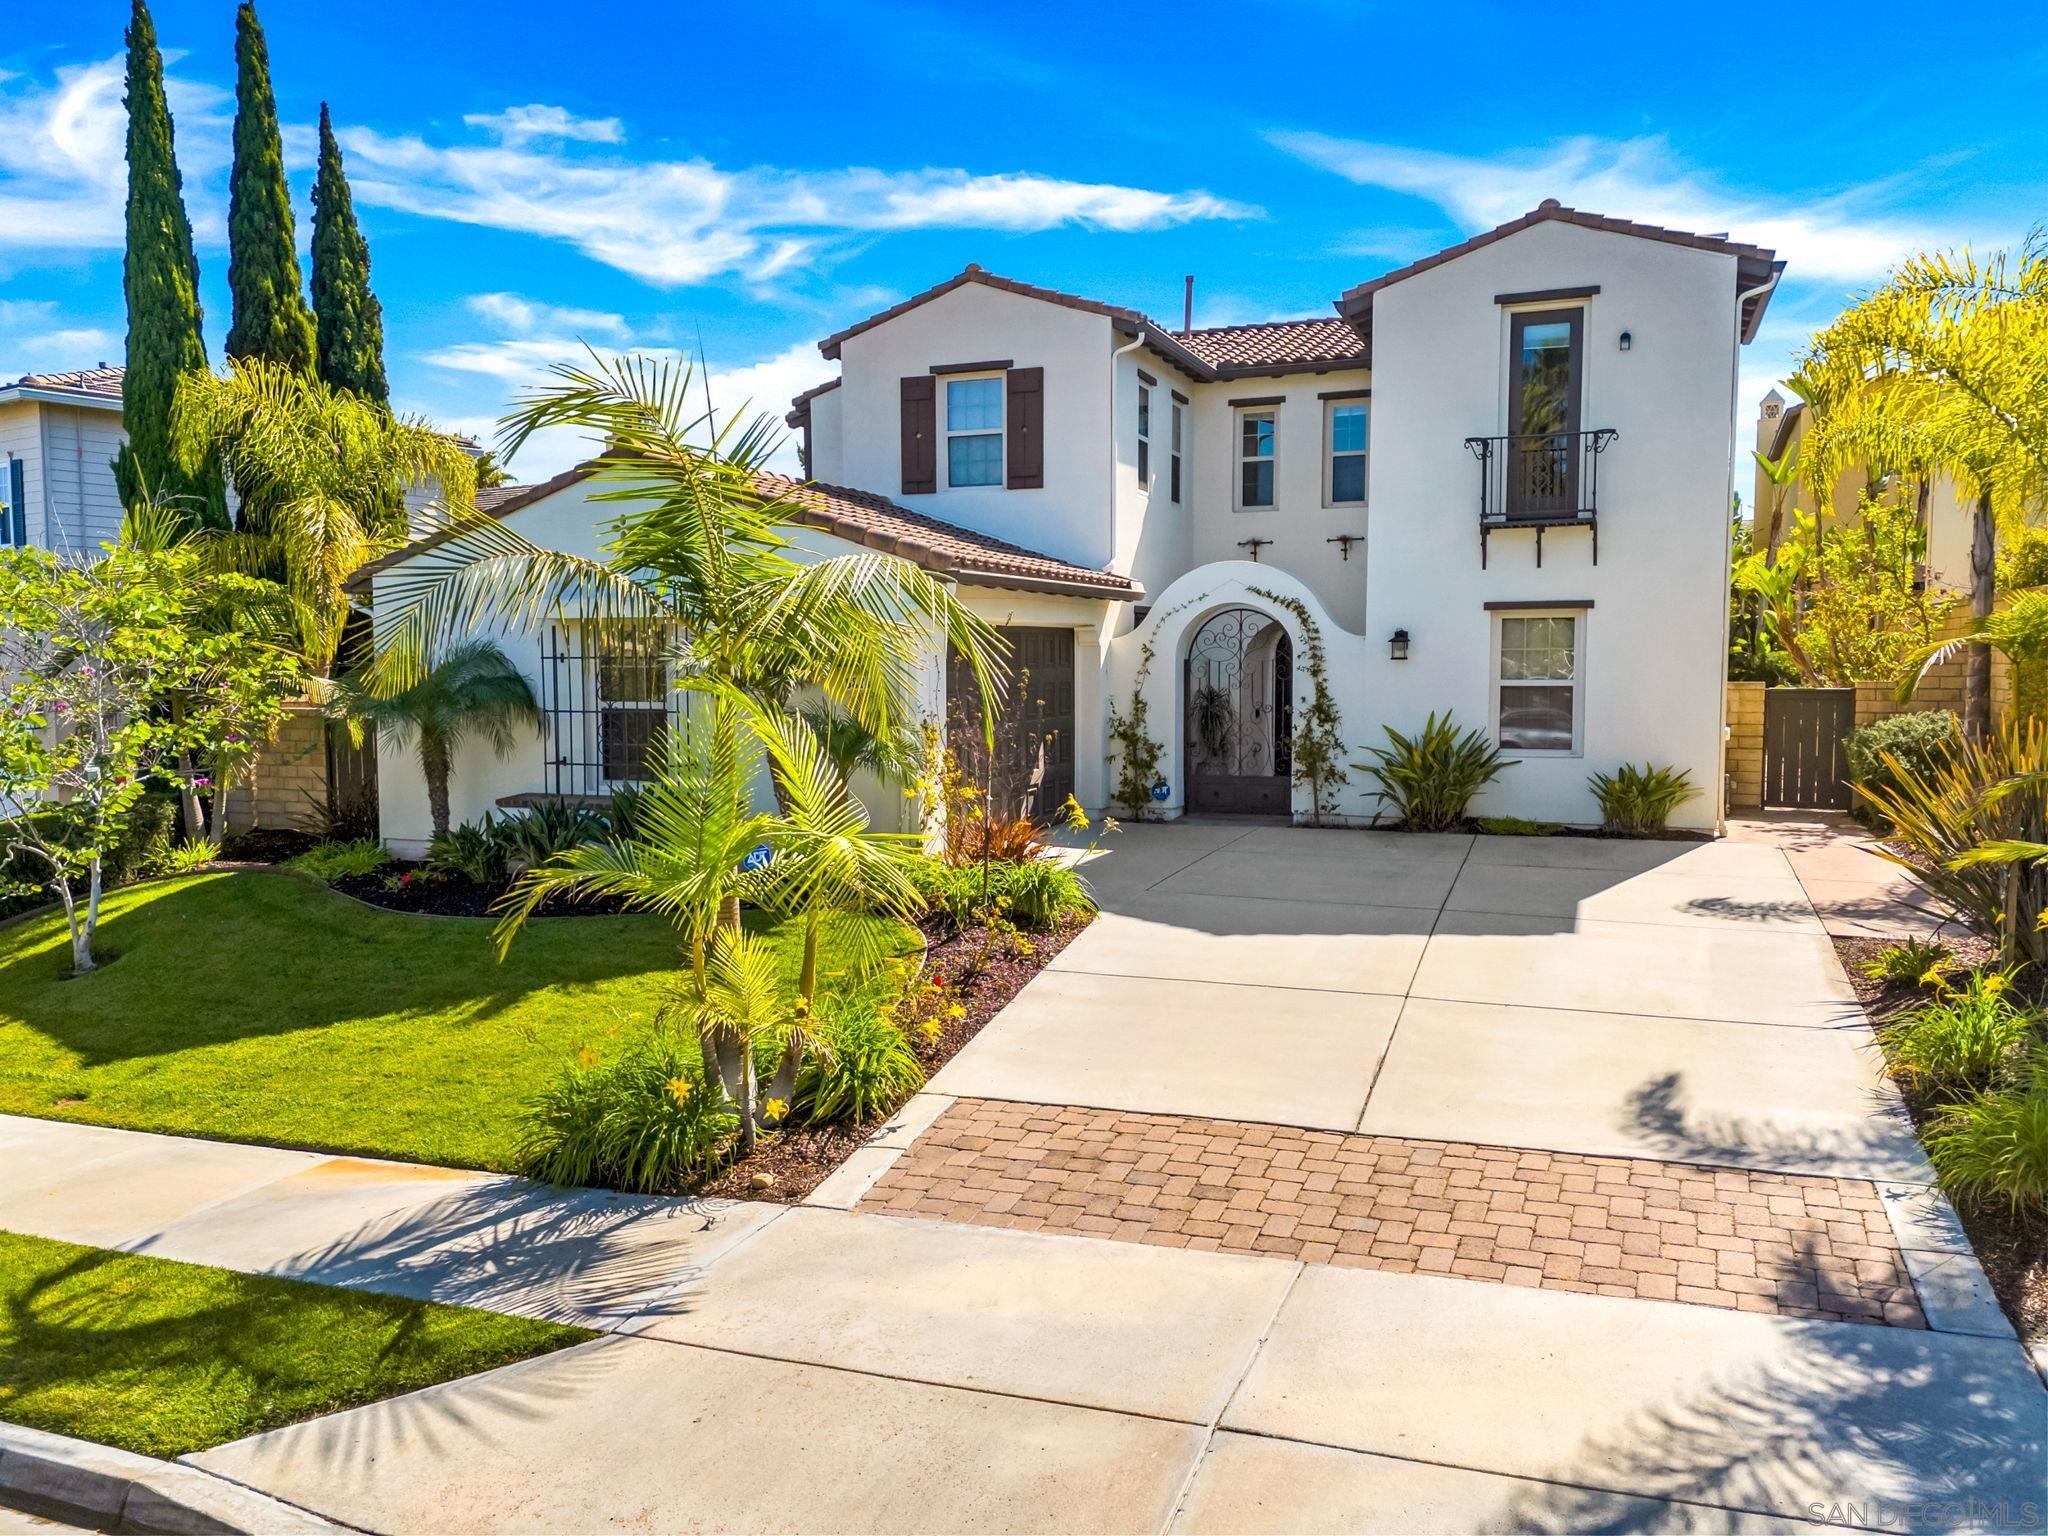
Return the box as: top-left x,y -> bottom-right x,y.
1495,612 -> 1580,754
945,375 -> 1004,487
1,456 -> 22,546
1326,400 -> 1368,505
1170,401 -> 1184,504
1136,384 -> 1152,488
1238,407 -> 1276,509
597,626 -> 670,783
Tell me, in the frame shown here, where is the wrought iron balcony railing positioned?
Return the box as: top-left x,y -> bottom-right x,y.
1463,428 -> 1617,567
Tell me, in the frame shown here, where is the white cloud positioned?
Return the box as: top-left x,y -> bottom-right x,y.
337,124 -> 1258,287
0,320 -> 120,377
421,314 -> 829,479
0,55 -> 230,254
464,291 -> 629,339
1270,131 -> 1942,284
462,103 -> 624,145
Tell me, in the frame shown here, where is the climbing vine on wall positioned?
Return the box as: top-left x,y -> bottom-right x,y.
1251,587 -> 1348,826
1106,598 -> 1197,819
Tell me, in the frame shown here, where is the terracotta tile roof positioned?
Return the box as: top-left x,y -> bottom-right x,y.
350,461 -> 1139,600
3,365 -> 125,401
757,471 -> 1138,596
817,265 -> 1213,379
784,376 -> 841,426
1337,200 -> 1783,341
1180,317 -> 1368,372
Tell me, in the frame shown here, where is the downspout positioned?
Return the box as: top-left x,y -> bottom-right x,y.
1719,266 -> 1783,834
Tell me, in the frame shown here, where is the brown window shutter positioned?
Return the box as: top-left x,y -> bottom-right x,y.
1007,366 -> 1044,489
900,375 -> 936,494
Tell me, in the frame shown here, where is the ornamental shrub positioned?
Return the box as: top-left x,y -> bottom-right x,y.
1355,713 -> 1513,831
1927,1054 -> 2048,1216
797,999 -> 925,1125
1587,763 -> 1699,836
516,1035 -> 736,1194
287,838 -> 389,880
1880,970 -> 2042,1097
1843,710 -> 1961,812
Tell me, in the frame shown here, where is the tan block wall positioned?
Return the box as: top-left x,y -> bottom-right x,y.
223,703 -> 329,832
1725,681 -> 1765,810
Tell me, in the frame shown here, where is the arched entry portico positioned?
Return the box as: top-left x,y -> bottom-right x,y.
1185,606 -> 1293,814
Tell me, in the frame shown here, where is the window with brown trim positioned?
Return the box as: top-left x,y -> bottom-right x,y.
1237,406 -> 1276,510
1170,400 -> 1184,504
1136,382 -> 1151,489
1506,307 -> 1584,517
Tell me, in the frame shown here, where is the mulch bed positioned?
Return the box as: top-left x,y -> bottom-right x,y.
329,863 -> 633,919
695,913 -> 1090,1204
1835,933 -> 2048,1346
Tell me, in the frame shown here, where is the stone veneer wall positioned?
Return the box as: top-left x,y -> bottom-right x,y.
1724,608 -> 2015,811
221,701 -> 328,833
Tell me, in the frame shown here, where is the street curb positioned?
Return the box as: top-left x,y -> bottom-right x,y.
0,1422 -> 348,1534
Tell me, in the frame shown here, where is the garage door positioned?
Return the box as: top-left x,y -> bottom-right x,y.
947,626 -> 1076,821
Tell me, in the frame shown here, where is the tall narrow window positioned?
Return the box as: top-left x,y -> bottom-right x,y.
1238,408 -> 1276,509
945,375 -> 1004,487
1136,384 -> 1151,488
1507,308 -> 1584,516
597,626 -> 669,782
1495,613 -> 1580,753
1170,401 -> 1184,504
1326,400 -> 1368,505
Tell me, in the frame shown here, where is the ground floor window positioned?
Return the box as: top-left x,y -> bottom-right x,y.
539,622 -> 681,795
1494,611 -> 1580,753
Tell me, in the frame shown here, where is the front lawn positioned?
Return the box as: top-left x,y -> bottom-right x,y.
0,869 -> 913,1170
0,1229 -> 591,1458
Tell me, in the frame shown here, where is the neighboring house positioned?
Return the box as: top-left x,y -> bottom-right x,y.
1753,390 -> 1976,591
0,366 -> 127,555
358,199 -> 1782,848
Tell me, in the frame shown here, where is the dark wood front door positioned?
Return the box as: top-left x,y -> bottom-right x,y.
1186,607 -> 1293,815
946,626 -> 1076,821
1762,687 -> 1856,809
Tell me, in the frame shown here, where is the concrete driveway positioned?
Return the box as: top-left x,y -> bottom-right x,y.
160,822 -> 2044,1533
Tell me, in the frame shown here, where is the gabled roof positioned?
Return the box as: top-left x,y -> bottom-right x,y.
1335,200 -> 1783,342
349,462 -> 1139,601
812,265 -> 1373,388
0,365 -> 126,407
784,376 -> 840,427
1180,317 -> 1369,372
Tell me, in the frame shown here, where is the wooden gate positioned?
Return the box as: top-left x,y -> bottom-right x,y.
1762,687 -> 1856,809
945,626 -> 1075,820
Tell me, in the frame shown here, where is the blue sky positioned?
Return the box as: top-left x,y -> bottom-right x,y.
2,0 -> 2041,482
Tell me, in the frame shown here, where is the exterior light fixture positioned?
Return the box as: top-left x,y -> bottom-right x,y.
1390,628 -> 1410,661
1618,330 -> 1633,352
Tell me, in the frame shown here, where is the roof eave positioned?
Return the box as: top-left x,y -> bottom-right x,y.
0,386 -> 123,410
952,568 -> 1142,601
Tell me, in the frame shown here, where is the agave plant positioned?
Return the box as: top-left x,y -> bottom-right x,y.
1355,712 -> 1516,832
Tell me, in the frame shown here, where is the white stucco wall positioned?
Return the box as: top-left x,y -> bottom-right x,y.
828,282 -> 1117,572
1182,366 -> 1375,633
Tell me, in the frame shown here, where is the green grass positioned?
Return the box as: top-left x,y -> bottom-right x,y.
0,869 -> 913,1170
0,1229 -> 592,1458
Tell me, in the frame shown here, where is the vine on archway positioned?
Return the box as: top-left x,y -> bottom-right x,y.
1252,587 -> 1348,825
1107,598 -> 1197,818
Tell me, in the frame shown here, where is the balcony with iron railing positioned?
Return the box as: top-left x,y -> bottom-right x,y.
1463,428 -> 1617,567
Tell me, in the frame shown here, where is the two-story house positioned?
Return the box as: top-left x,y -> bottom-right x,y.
0,366 -> 128,555
359,200 -> 1781,848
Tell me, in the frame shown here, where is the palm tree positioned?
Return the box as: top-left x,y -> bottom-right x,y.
494,700 -> 925,1154
172,359 -> 478,672
327,639 -> 541,839
363,352 -> 1002,740
1801,238 -> 2048,736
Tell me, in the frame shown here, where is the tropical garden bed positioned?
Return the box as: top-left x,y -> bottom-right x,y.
1835,928 -> 2047,1346
0,1229 -> 590,1460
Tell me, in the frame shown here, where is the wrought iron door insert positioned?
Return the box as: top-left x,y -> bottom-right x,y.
1185,607 -> 1293,814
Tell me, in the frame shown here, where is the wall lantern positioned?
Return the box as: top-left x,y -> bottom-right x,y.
1390,628 -> 1410,661
1618,330 -> 1633,352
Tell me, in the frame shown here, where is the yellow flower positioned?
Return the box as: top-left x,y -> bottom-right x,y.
946,1003 -> 967,1021
666,1076 -> 692,1105
1982,972 -> 2010,995
765,1097 -> 790,1121
576,1048 -> 600,1070
917,1018 -> 942,1042
1061,794 -> 1089,832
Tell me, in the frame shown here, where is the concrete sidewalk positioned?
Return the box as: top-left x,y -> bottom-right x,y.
5,818 -> 2042,1533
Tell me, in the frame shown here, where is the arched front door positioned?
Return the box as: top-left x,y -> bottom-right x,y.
1185,607 -> 1293,815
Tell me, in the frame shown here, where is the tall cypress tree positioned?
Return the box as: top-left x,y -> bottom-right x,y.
113,0 -> 225,527
224,1 -> 315,374
310,103 -> 388,404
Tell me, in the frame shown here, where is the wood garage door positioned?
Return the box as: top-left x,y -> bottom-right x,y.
947,626 -> 1076,821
